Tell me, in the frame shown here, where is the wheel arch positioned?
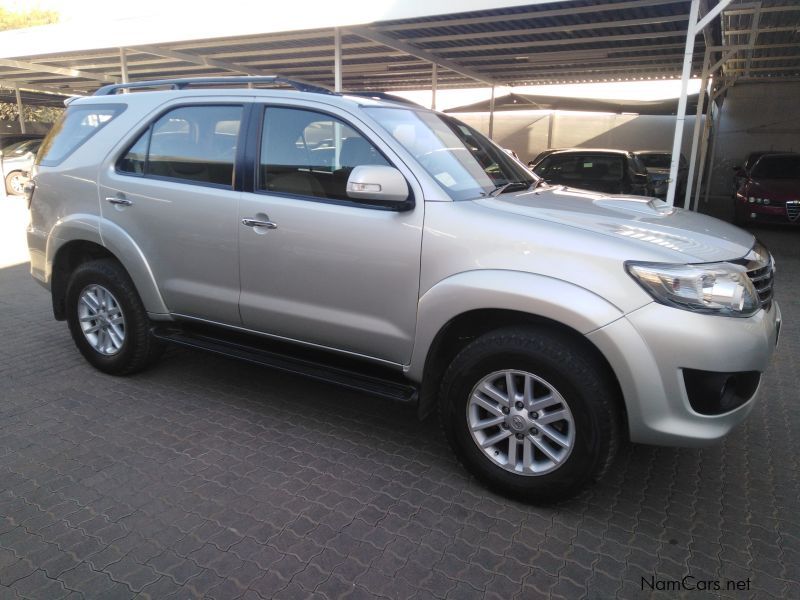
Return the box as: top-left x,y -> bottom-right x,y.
48,217 -> 169,320
410,271 -> 626,422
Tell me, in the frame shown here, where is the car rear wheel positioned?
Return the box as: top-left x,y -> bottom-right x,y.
5,171 -> 26,196
439,327 -> 621,503
65,258 -> 162,375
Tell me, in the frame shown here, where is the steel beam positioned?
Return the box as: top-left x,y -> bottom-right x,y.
128,44 -> 258,75
0,57 -> 115,83
346,25 -> 496,86
488,85 -> 496,139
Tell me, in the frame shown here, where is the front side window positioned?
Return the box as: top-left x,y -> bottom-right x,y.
118,105 -> 242,188
364,107 -> 535,200
258,107 -> 389,201
38,105 -> 122,166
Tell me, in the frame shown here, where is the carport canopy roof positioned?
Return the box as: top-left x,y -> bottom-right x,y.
0,0 -> 797,98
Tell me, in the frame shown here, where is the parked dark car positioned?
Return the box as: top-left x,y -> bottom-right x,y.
527,148 -> 562,169
531,148 -> 654,197
733,151 -> 784,193
734,152 -> 800,226
634,151 -> 688,204
0,133 -> 43,152
2,138 -> 42,195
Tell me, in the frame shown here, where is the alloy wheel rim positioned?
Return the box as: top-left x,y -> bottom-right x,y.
10,174 -> 25,194
77,284 -> 126,355
467,369 -> 575,476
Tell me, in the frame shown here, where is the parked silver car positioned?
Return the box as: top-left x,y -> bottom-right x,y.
26,77 -> 780,502
2,138 -> 41,195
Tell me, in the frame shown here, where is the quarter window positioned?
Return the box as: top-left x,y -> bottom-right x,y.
118,105 -> 242,188
258,107 -> 389,200
38,105 -> 122,166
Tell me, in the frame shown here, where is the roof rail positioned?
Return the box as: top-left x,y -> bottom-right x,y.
94,76 -> 335,96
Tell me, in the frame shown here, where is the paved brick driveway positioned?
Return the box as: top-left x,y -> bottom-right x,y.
1,196 -> 798,598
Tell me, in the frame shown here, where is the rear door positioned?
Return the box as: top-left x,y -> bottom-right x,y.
236,102 -> 424,365
98,100 -> 248,324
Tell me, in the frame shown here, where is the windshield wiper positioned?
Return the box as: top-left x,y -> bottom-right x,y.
488,181 -> 534,197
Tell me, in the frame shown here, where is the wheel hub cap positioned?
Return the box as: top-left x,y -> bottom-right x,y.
77,284 -> 126,356
467,369 -> 575,476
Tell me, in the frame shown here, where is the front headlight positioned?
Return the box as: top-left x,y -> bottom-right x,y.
626,261 -> 760,317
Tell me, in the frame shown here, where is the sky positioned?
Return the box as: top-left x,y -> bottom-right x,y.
3,0 -> 702,108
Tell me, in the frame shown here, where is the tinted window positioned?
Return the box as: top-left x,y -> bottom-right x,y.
536,154 -> 624,182
751,155 -> 800,180
144,105 -> 242,187
638,153 -> 671,169
259,107 -> 389,201
38,105 -> 122,166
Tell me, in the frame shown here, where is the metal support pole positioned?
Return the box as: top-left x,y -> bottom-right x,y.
547,112 -> 555,149
684,48 -> 711,208
431,63 -> 437,111
119,48 -> 129,83
691,98 -> 715,211
333,28 -> 342,93
119,48 -> 129,94
14,84 -> 26,134
666,0 -> 701,207
703,92 -> 725,206
488,85 -> 496,140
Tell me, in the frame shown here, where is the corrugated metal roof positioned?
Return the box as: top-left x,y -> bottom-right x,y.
0,0 -> 796,98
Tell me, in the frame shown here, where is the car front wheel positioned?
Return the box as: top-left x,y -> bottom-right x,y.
439,327 -> 621,503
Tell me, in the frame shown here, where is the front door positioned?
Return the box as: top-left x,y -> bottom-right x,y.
237,104 -> 424,365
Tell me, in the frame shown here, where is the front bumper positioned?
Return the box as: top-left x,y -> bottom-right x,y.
587,300 -> 781,446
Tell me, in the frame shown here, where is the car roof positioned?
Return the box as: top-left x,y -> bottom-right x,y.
544,148 -> 632,157
70,86 -> 428,114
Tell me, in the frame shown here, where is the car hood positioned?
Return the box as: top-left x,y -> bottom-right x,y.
749,178 -> 800,200
477,185 -> 755,263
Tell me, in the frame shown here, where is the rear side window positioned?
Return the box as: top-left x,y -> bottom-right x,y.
37,105 -> 122,166
118,105 -> 243,188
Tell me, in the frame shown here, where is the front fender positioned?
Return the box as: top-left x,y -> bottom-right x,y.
406,269 -> 624,382
47,214 -> 169,316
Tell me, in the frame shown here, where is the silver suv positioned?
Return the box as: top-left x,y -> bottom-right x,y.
26,77 -> 781,502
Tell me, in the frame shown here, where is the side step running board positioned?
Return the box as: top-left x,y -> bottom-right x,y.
151,327 -> 418,404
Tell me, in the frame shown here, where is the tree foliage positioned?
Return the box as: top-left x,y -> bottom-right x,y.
0,103 -> 62,125
0,7 -> 59,31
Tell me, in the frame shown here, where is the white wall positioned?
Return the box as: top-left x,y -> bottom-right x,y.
454,109 -> 702,162
706,81 -> 800,199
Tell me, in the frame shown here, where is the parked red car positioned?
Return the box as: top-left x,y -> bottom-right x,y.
734,153 -> 800,226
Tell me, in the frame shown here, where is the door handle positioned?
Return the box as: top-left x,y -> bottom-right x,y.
242,218 -> 278,229
106,197 -> 133,206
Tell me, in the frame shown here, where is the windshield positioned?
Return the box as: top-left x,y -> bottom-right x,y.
637,153 -> 671,169
364,107 -> 536,200
752,155 -> 800,180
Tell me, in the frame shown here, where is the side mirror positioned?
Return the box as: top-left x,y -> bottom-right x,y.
346,165 -> 412,210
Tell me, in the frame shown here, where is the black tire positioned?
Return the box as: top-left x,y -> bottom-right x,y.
65,258 -> 162,375
439,327 -> 621,503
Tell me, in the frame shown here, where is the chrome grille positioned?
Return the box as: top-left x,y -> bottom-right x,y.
747,261 -> 774,310
787,201 -> 800,222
